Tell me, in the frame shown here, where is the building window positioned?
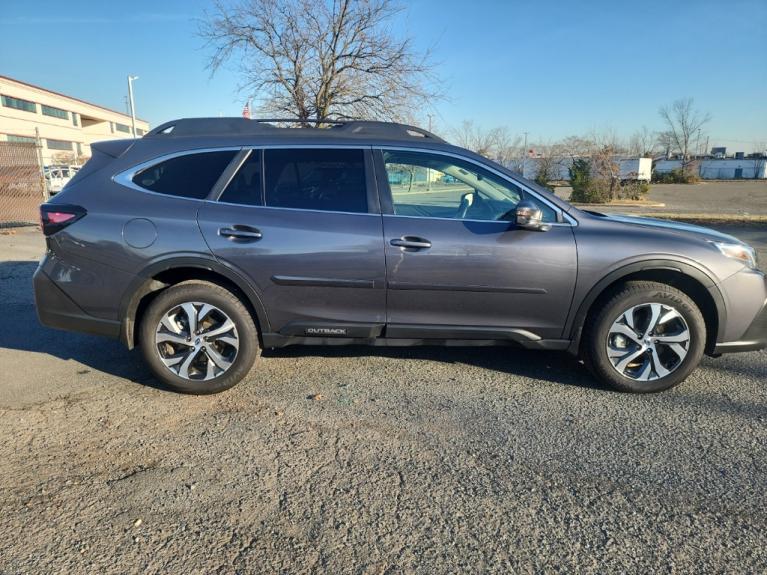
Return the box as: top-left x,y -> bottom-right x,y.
76,142 -> 82,156
1,95 -> 37,113
46,139 -> 73,151
110,122 -> 114,133
115,123 -> 131,133
41,104 -> 69,120
72,113 -> 79,127
5,134 -> 36,144
136,128 -> 145,136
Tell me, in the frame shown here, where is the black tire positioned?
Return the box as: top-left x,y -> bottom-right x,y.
581,281 -> 706,393
139,280 -> 258,394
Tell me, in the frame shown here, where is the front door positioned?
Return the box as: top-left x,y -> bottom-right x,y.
198,148 -> 386,339
377,149 -> 577,341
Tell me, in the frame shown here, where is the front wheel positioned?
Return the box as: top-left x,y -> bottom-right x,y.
139,280 -> 258,394
582,281 -> 706,393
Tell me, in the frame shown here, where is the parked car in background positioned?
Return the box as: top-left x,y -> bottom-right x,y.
44,165 -> 80,196
33,118 -> 766,395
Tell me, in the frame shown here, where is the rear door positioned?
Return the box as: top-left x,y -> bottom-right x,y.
197,147 -> 386,339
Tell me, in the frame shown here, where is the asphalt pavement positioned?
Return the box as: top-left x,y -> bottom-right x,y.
1,226 -> 765,574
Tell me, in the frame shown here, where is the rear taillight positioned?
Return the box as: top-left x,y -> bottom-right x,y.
40,204 -> 87,236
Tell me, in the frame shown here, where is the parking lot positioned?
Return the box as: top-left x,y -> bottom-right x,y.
1,222 -> 766,573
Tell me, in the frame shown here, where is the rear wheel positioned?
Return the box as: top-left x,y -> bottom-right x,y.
582,281 -> 706,393
139,281 -> 258,394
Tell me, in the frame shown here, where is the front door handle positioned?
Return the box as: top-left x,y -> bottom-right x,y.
390,236 -> 432,250
219,225 -> 263,241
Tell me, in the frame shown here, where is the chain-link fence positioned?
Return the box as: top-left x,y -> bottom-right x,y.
0,141 -> 47,227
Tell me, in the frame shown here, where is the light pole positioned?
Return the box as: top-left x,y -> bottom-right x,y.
127,75 -> 139,138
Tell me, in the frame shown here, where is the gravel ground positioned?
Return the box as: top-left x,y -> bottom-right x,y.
1,227 -> 766,574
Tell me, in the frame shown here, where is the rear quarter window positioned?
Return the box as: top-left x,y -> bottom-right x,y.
132,151 -> 237,199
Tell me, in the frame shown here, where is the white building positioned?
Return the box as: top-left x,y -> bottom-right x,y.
522,157 -> 652,182
0,75 -> 149,165
654,158 -> 766,179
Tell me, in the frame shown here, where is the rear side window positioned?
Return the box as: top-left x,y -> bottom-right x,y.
264,149 -> 367,213
219,150 -> 262,205
132,151 -> 236,199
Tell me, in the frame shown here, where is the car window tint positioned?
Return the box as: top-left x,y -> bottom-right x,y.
219,150 -> 262,205
132,151 -> 236,199
383,150 -> 555,222
264,149 -> 367,213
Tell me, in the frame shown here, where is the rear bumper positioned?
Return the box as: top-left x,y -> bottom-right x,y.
33,266 -> 120,339
713,297 -> 767,354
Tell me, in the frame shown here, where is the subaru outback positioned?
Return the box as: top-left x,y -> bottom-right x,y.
34,118 -> 767,394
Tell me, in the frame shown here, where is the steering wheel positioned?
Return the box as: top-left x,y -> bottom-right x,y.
455,192 -> 475,219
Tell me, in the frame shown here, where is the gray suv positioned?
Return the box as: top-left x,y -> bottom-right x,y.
34,118 -> 766,394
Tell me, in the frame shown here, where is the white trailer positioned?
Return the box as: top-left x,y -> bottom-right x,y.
618,158 -> 652,181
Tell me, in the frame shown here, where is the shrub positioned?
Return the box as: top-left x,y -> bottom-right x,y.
569,158 -> 612,203
617,180 -> 650,200
569,157 -> 650,203
534,172 -> 554,191
652,168 -> 698,184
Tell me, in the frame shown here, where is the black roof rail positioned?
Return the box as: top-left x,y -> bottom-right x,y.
145,117 -> 445,142
331,121 -> 445,143
146,117 -> 280,137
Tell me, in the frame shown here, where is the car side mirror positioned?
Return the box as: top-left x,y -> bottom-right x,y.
515,200 -> 551,231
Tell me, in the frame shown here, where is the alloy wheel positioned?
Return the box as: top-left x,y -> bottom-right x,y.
605,302 -> 691,382
154,301 -> 239,381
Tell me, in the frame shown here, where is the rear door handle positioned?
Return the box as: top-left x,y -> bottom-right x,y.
219,225 -> 263,241
390,236 -> 432,250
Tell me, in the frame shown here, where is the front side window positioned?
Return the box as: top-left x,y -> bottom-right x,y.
132,151 -> 237,199
382,150 -> 555,222
264,148 -> 367,213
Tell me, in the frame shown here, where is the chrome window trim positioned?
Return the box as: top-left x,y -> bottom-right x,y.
381,213 -> 574,227
376,145 -> 578,227
113,144 -> 579,225
251,145 -> 372,214
112,146 -> 244,199
200,201 -> 381,217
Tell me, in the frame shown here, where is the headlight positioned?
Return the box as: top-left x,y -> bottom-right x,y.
712,241 -> 758,270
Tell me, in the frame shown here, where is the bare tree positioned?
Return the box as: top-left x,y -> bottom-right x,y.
628,126 -> 657,158
490,127 -> 523,170
659,98 -> 711,172
450,121 -> 496,157
449,121 -> 522,166
201,0 -> 439,122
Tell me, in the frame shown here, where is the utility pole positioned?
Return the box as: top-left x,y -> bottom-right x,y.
522,131 -> 529,176
696,128 -> 701,157
426,114 -> 434,191
127,75 -> 139,138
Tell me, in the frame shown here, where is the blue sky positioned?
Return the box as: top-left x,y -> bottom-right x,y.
1,0 -> 765,150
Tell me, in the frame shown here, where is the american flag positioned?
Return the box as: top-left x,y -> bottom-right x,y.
242,101 -> 251,119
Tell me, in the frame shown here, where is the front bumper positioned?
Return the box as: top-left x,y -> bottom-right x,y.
33,266 -> 120,339
713,298 -> 767,354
